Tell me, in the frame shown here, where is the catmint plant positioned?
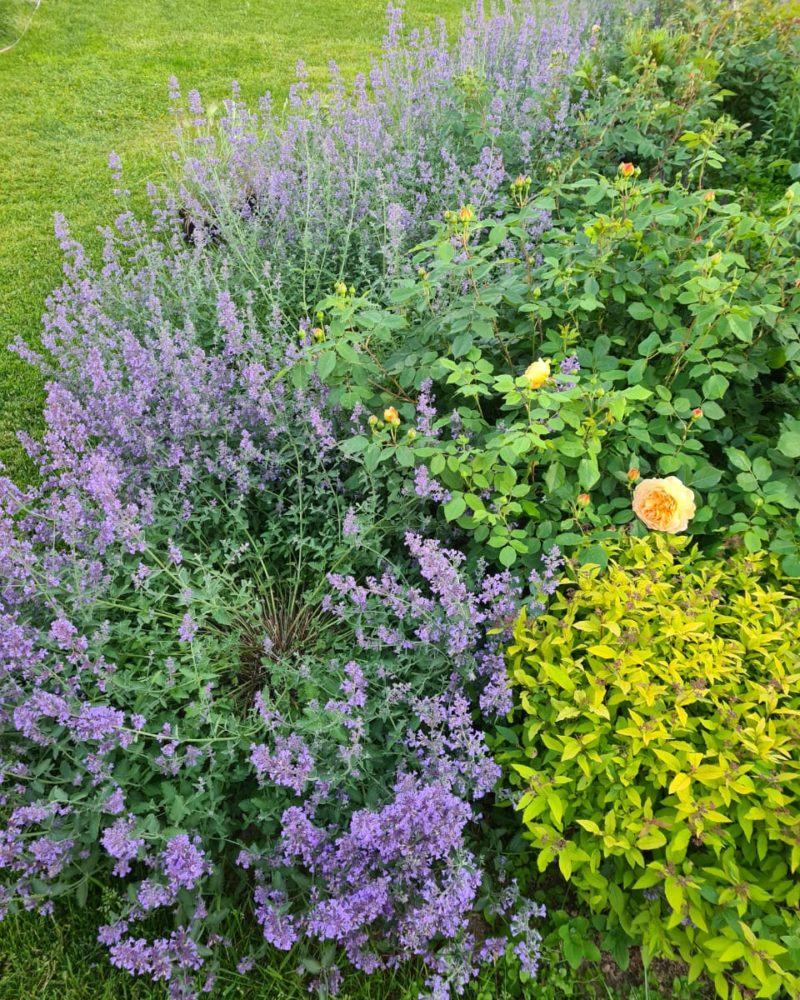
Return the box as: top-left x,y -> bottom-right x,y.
0,0 -> 626,994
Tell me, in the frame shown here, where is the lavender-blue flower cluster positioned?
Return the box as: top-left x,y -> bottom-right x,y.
165,0 -> 596,305
0,0 -> 593,994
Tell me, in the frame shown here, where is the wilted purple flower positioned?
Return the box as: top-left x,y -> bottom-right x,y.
236,955 -> 255,975
342,507 -> 360,538
510,898 -> 547,978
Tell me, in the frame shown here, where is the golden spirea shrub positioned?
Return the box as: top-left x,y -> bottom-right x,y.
500,535 -> 800,999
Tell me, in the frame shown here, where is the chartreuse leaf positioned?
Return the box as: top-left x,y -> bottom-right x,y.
500,537 -> 800,999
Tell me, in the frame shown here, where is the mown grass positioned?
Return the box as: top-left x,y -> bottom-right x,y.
0,0 -> 466,482
0,902 -> 697,1000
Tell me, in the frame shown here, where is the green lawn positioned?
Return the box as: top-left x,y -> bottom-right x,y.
0,0 -> 466,482
0,902 -> 426,999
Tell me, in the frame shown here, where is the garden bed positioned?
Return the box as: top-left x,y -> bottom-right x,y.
1,1 -> 799,998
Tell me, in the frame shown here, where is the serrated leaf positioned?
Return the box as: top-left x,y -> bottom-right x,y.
777,430 -> 800,458
443,495 -> 466,521
628,302 -> 652,320
752,457 -> 772,481
669,773 -> 691,795
499,545 -> 517,567
317,350 -> 337,379
703,374 -> 729,400
578,457 -> 600,489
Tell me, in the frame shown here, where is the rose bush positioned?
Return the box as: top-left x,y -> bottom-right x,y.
309,170 -> 800,572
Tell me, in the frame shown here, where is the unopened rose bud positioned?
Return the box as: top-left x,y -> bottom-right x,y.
619,162 -> 635,178
383,406 -> 401,427
368,415 -> 378,427
692,407 -> 703,419
407,429 -> 417,440
577,493 -> 591,505
591,23 -> 600,33
457,205 -> 475,224
627,468 -> 640,481
704,190 -> 715,202
312,327 -> 324,342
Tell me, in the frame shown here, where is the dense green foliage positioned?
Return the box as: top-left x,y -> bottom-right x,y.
501,537 -> 800,999
572,0 -> 800,191
312,160 -> 800,574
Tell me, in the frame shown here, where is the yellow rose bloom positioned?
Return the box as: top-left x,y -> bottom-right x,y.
523,358 -> 551,389
632,476 -> 696,534
383,406 -> 400,426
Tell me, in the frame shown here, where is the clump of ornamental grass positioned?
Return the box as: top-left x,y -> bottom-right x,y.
232,583 -> 329,706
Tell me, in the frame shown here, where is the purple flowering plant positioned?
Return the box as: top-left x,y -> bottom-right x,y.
236,525 -> 563,995
163,0 -> 599,315
1,189 -> 568,994
0,441 -> 557,997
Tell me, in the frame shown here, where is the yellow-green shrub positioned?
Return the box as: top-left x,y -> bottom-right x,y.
500,536 -> 800,999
